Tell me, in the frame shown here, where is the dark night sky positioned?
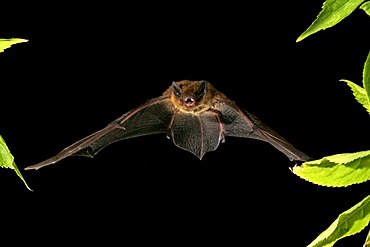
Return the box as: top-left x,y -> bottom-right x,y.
1,2 -> 370,246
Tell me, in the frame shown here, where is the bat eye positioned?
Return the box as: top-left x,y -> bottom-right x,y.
172,81 -> 182,97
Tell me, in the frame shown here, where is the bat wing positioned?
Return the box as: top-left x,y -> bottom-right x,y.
215,99 -> 311,162
25,96 -> 173,170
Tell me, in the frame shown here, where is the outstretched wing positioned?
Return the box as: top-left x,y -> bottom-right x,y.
25,96 -> 173,170
214,98 -> 311,162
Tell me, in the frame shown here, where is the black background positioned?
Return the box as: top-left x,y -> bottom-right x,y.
1,2 -> 370,246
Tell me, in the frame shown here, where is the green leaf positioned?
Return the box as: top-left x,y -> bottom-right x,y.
0,38 -> 28,53
341,79 -> 370,114
297,0 -> 365,42
364,230 -> 370,247
360,1 -> 370,16
291,150 -> 370,187
363,51 -> 370,102
340,51 -> 370,114
0,135 -> 32,191
306,195 -> 370,247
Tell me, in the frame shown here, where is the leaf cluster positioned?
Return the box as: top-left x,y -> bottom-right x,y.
0,38 -> 31,191
293,1 -> 370,246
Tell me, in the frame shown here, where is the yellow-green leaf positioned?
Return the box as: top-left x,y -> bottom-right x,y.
364,230 -> 370,247
341,79 -> 370,114
363,51 -> 370,103
341,51 -> 370,114
0,38 -> 28,53
360,1 -> 370,16
307,195 -> 370,247
297,0 -> 365,42
0,135 -> 32,191
292,150 -> 370,187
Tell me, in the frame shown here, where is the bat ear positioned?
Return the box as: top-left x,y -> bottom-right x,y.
172,81 -> 182,97
197,80 -> 207,99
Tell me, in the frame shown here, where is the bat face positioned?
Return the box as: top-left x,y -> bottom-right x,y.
25,80 -> 311,170
169,80 -> 215,113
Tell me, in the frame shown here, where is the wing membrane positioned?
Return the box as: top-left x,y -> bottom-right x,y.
215,99 -> 311,162
25,96 -> 173,170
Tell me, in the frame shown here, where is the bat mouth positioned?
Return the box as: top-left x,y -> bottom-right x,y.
184,97 -> 195,107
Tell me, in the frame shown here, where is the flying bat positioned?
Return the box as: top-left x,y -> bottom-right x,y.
25,80 -> 311,170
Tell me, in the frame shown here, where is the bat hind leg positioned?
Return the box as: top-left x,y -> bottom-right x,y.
212,110 -> 226,143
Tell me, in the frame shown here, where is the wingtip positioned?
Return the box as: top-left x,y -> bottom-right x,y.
24,159 -> 57,171
292,154 -> 313,164
24,165 -> 40,171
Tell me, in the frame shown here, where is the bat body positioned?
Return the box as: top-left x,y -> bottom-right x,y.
25,80 -> 311,170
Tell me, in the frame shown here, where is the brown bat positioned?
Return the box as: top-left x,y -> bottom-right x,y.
25,80 -> 311,170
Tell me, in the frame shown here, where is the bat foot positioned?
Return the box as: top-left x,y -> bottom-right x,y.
220,134 -> 226,143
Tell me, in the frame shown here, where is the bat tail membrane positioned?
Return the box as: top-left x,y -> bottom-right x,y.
170,111 -> 223,160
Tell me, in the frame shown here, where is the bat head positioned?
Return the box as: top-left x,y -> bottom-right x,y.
170,80 -> 216,113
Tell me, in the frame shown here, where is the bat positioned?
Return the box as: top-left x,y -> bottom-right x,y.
25,80 -> 311,170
